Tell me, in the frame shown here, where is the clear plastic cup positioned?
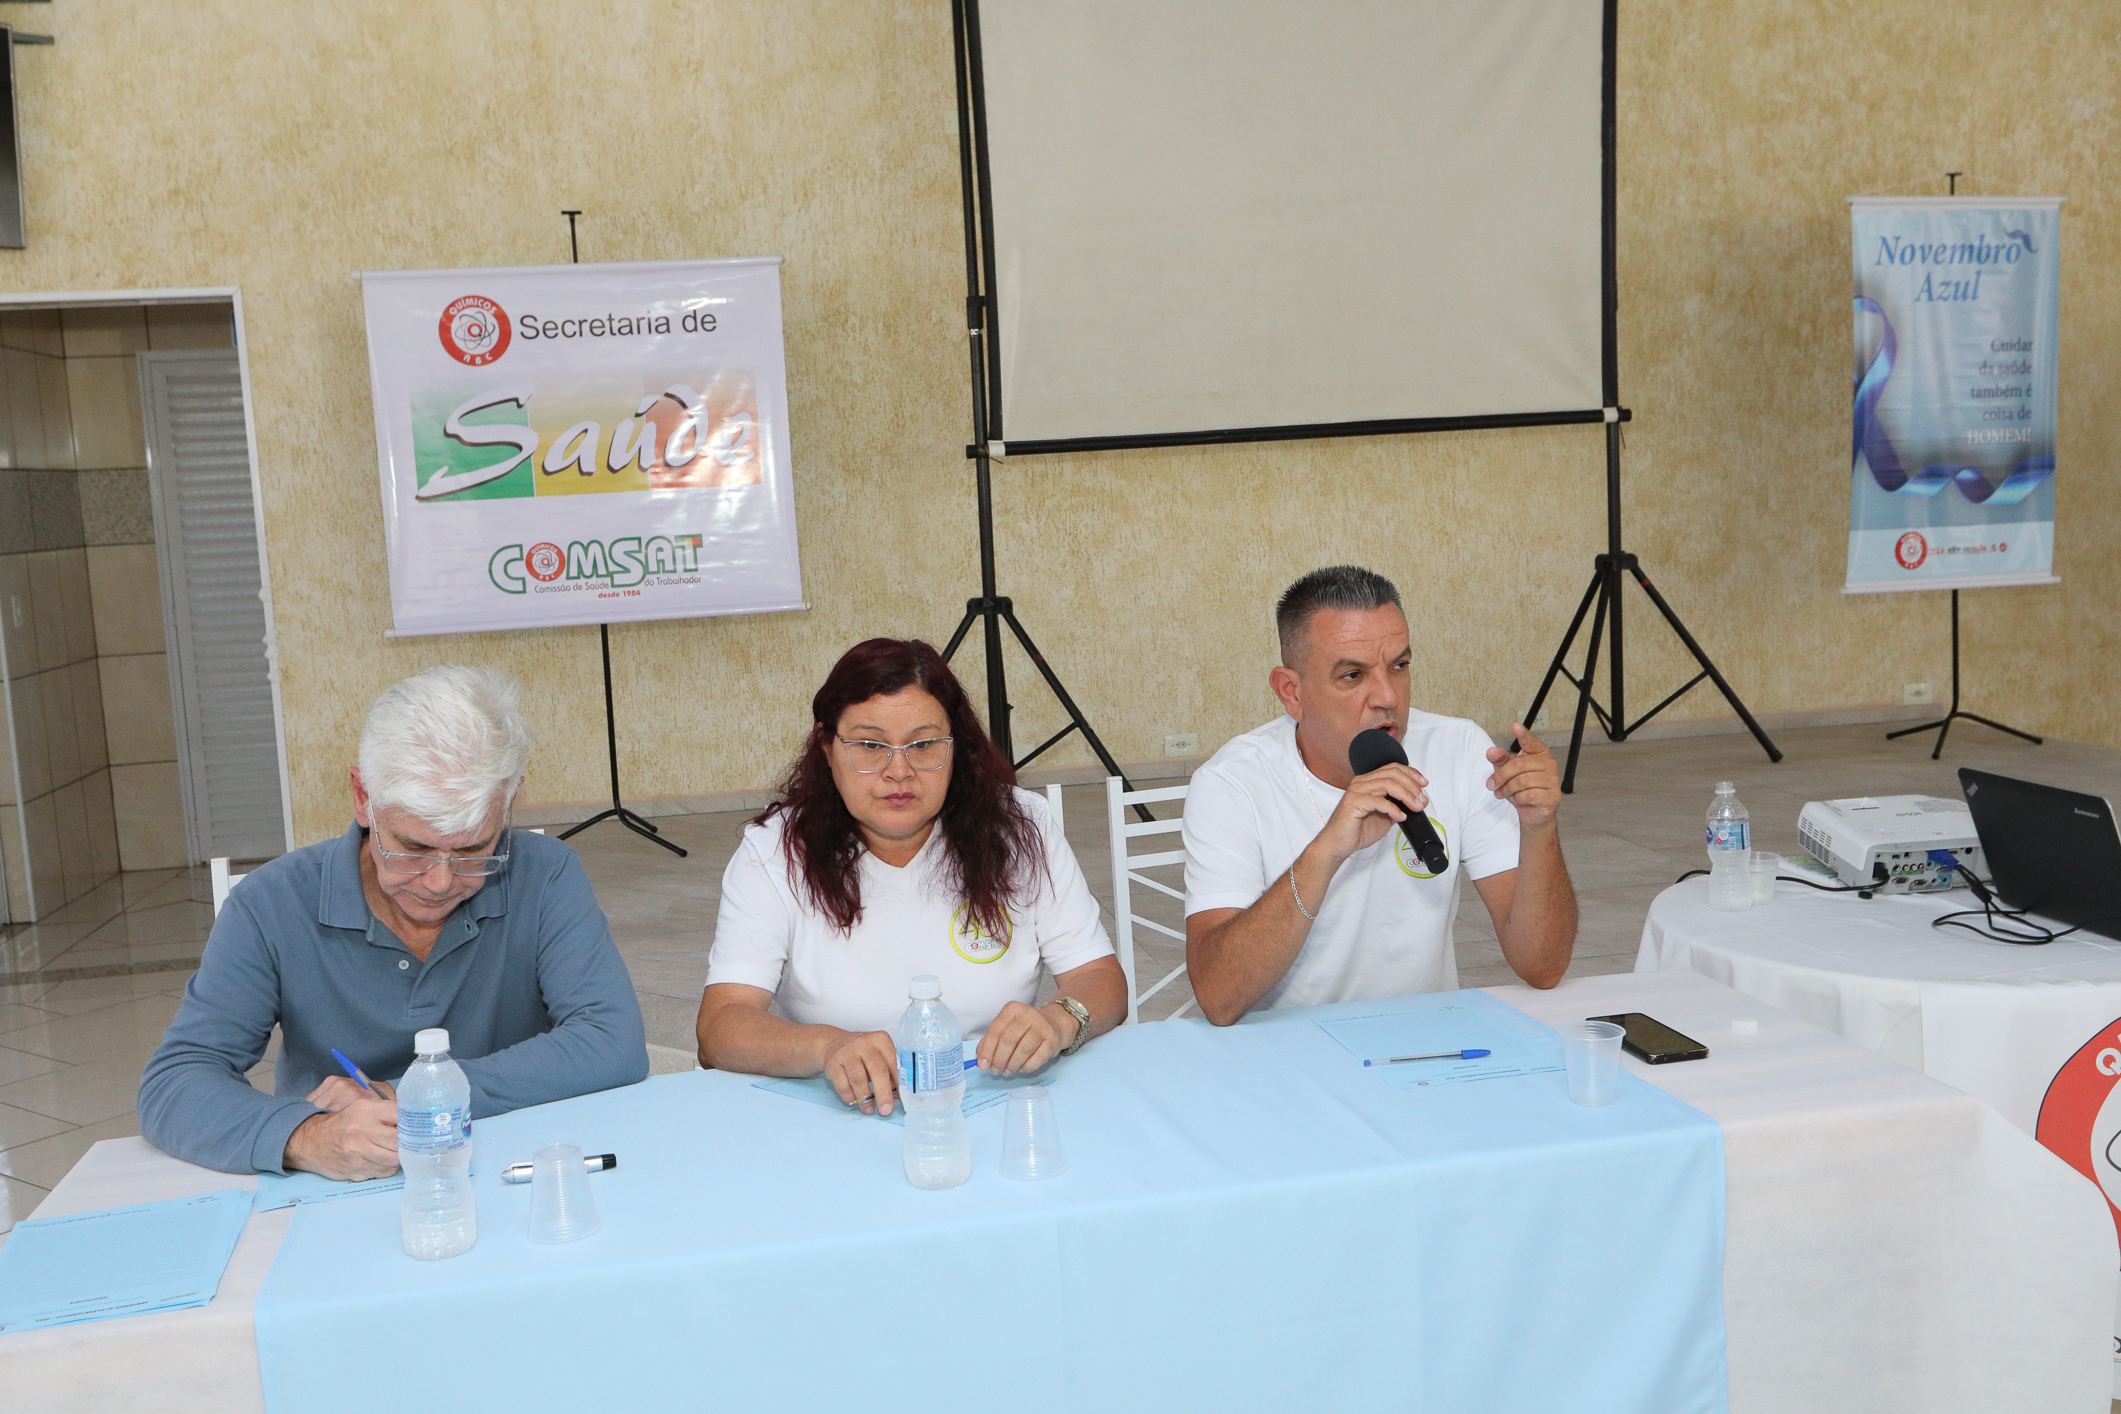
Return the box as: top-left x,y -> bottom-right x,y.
998,1086 -> 1066,1181
1563,1021 -> 1625,1107
1749,851 -> 1780,903
527,1142 -> 601,1243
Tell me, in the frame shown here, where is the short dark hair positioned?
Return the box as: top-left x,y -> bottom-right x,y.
1275,565 -> 1403,667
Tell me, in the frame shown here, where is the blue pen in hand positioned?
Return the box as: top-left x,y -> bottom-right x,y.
1364,1049 -> 1492,1067
330,1047 -> 378,1093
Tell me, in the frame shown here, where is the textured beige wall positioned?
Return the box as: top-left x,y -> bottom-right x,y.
0,1 -> 2112,846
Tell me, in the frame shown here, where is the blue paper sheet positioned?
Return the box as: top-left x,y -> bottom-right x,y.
752,1065 -> 1052,1126
255,1170 -> 405,1213
257,1154 -> 489,1211
0,1188 -> 253,1332
1316,990 -> 1566,1088
256,991 -> 1727,1414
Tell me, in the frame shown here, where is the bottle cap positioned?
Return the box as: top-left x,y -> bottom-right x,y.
908,974 -> 941,1000
414,1027 -> 450,1055
1715,781 -> 1735,793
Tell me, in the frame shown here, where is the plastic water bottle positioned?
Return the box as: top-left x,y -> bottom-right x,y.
1706,781 -> 1752,912
896,975 -> 971,1190
398,1027 -> 476,1259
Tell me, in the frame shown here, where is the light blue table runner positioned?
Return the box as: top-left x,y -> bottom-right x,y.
255,990 -> 1726,1414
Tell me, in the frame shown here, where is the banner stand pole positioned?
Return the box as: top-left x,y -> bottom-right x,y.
545,208 -> 688,858
1883,589 -> 2043,761
558,622 -> 687,856
948,0 -> 1151,824
1516,0 -> 1781,794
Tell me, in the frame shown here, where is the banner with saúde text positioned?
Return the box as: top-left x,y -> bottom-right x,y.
1845,198 -> 2061,594
362,257 -> 804,636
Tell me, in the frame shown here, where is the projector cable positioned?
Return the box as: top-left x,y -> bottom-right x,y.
1673,868 -> 1895,899
1927,862 -> 2121,946
1675,860 -> 2121,945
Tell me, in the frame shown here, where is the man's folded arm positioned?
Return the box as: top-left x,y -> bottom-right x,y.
455,853 -> 647,1117
138,901 -> 318,1175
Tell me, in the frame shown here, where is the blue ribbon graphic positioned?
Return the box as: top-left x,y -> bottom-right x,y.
1852,297 -> 2052,505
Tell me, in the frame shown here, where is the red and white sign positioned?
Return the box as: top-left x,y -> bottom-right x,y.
438,295 -> 511,367
2036,1017 -> 2121,1246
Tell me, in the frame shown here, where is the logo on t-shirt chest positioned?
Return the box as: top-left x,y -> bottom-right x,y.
949,905 -> 1013,963
1394,819 -> 1451,880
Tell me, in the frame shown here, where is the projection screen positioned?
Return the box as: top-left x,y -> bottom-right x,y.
970,0 -> 1610,453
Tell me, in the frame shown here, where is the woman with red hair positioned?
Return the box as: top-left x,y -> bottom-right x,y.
696,639 -> 1126,1115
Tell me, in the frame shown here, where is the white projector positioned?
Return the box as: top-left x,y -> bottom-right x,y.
1795,794 -> 1987,893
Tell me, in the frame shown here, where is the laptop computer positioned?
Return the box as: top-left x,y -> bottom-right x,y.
1959,768 -> 2121,941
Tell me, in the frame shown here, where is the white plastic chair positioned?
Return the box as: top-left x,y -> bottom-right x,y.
209,858 -> 247,916
1105,777 -> 1193,1022
1043,782 -> 1065,832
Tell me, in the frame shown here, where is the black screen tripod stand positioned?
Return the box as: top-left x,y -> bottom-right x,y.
945,0 -> 1150,822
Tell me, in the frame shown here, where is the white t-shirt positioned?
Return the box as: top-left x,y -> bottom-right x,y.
1181,711 -> 1521,1011
705,788 -> 1113,1039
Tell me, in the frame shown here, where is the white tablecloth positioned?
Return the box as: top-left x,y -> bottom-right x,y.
2,972 -> 2113,1413
1638,877 -> 2121,1149
1640,878 -> 2121,1397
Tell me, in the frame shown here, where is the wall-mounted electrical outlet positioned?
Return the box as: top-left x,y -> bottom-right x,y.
1163,733 -> 1199,757
1903,682 -> 1934,706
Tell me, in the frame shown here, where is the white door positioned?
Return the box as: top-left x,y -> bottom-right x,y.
138,350 -> 287,862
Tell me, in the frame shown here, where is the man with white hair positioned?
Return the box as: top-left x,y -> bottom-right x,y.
139,666 -> 648,1177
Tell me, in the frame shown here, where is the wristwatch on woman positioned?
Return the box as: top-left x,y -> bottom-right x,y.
1054,995 -> 1092,1055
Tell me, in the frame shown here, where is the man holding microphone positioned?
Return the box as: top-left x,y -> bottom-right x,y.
1182,566 -> 1576,1025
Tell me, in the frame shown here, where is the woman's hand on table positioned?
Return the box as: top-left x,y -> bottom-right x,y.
976,1000 -> 1070,1076
822,1029 -> 901,1116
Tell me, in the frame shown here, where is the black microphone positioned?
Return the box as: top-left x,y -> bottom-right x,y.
1348,728 -> 1450,876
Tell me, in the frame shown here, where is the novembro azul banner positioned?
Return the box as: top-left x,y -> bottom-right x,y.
1845,198 -> 2061,594
361,257 -> 805,636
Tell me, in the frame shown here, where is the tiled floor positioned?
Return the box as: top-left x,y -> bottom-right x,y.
0,868 -> 228,1233
1,716 -> 2114,1241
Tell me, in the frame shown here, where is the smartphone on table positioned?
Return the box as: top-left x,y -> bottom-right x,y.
1588,1013 -> 1709,1064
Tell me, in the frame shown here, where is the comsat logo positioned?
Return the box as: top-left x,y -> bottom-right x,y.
489,533 -> 705,594
439,295 -> 511,366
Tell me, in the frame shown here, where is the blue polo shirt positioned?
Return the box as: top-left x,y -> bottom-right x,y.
139,824 -> 648,1175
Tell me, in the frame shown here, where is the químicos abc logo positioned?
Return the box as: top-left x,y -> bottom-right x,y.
438,296 -> 511,367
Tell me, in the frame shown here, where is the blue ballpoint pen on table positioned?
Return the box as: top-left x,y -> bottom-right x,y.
1364,1049 -> 1492,1067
